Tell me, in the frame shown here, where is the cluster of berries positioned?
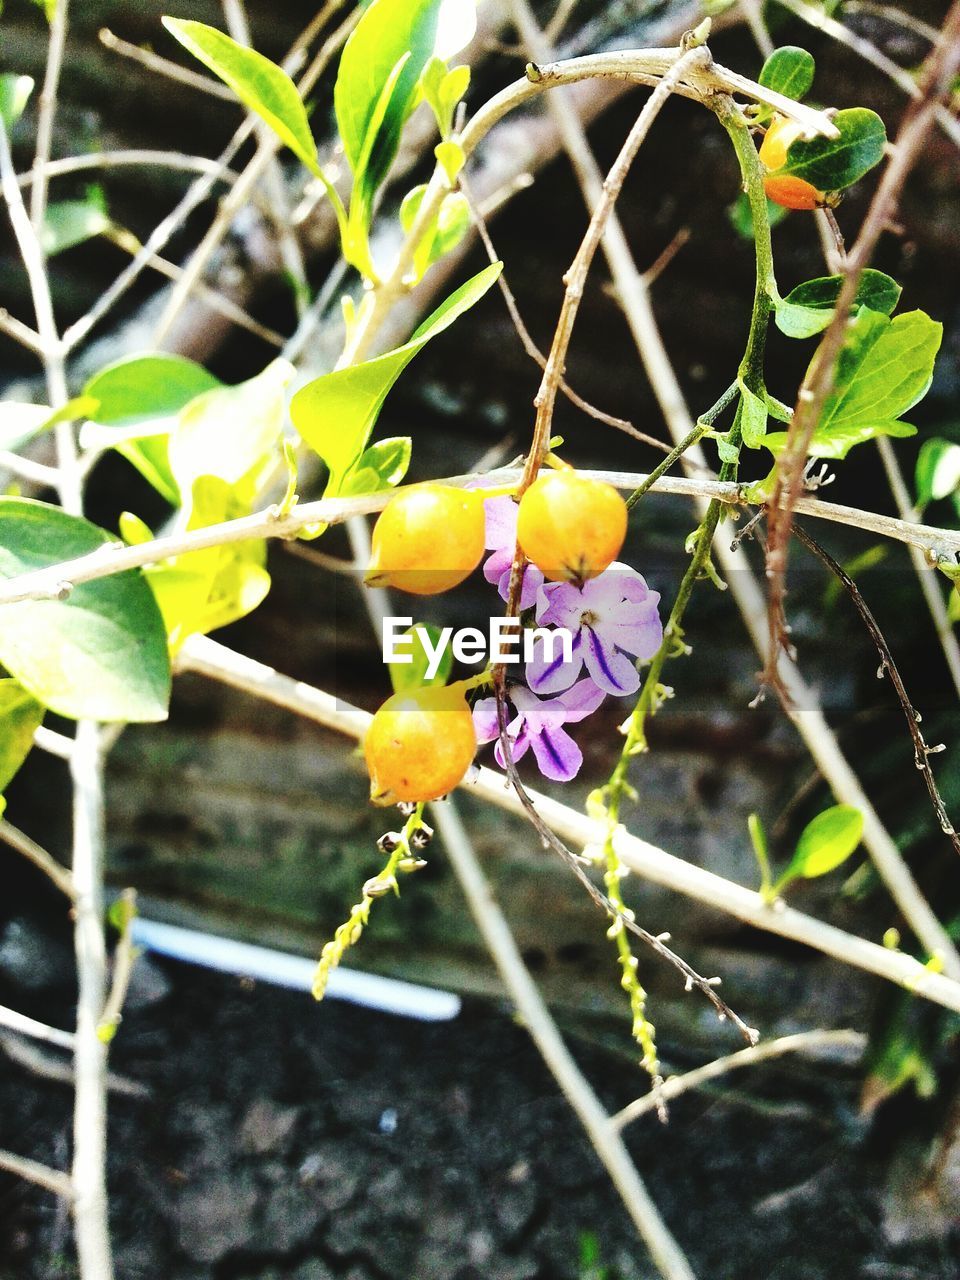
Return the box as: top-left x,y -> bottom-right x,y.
362,471 -> 663,807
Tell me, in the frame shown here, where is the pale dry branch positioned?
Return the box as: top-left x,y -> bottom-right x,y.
0,819 -> 75,899
611,1029 -> 867,1129
0,1003 -> 75,1051
177,635 -> 960,1015
0,1148 -> 74,1199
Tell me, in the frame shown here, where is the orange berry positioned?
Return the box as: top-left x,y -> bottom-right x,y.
758,114 -> 828,211
763,173 -> 825,211
365,485 -> 485,596
516,470 -> 627,583
364,684 -> 477,806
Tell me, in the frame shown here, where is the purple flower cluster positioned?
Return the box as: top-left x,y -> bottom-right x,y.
473,497 -> 663,782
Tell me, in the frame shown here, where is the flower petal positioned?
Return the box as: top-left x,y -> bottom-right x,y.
483,496 -> 519,551
529,723 -> 583,782
526,628 -> 583,695
583,626 -> 640,695
555,676 -> 607,723
535,580 -> 585,629
472,697 -> 501,744
493,723 -> 529,769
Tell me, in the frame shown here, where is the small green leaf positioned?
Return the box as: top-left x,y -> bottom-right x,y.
435,140 -> 465,185
341,436 -> 412,495
778,107 -> 886,193
738,381 -> 768,448
0,679 -> 43,793
81,353 -> 222,506
0,74 -> 34,129
775,269 -> 901,339
0,498 -> 171,722
389,623 -> 452,693
168,357 -> 293,503
758,47 -> 815,103
916,438 -> 960,509
162,18 -> 319,175
790,804 -> 864,879
291,262 -> 500,494
765,308 -> 941,459
334,0 -> 475,217
41,189 -> 111,257
728,191 -> 787,239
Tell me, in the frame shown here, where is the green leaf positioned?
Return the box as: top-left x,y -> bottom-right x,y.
388,623 -> 452,693
0,679 -> 43,794
41,188 -> 111,257
399,185 -> 469,281
435,140 -> 465,185
341,436 -> 412,495
758,46 -> 815,102
916,438 -> 960,509
0,402 -> 53,453
0,74 -> 34,129
291,262 -> 500,494
168,358 -> 293,503
728,191 -> 787,239
789,804 -> 864,879
778,107 -> 886,193
738,381 -> 768,448
764,308 -> 941,458
334,0 -> 475,213
775,269 -> 901,339
764,419 -> 916,460
421,57 -> 470,138
81,353 -> 222,506
0,498 -> 170,721
162,19 -> 320,175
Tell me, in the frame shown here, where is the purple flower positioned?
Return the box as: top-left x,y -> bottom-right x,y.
526,565 -> 662,697
482,495 -> 544,610
472,678 -> 606,783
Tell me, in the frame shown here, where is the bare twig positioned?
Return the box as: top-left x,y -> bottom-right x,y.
0,307 -> 43,353
776,0 -> 960,149
0,1149 -> 74,1199
17,150 -> 240,188
793,521 -> 960,857
0,1004 -> 75,1051
5,467 -> 960,606
434,801 -> 697,1280
762,3 -> 960,698
611,1029 -> 867,1128
176,635 -> 960,1014
97,889 -> 138,1042
458,172 -> 669,450
98,27 -> 236,100
28,0 -> 69,234
0,819 -> 75,899
875,435 -> 960,701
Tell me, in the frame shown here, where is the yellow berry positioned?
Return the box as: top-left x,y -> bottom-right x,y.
365,484 -> 485,596
758,114 -> 828,211
516,470 -> 627,583
364,684 -> 477,806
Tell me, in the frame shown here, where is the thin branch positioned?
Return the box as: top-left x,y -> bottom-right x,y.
177,635 -> 960,1015
0,1003 -> 75,1051
433,801 -> 696,1280
28,0 -> 69,234
0,819 -> 75,899
611,1029 -> 867,1129
1,1033 -> 149,1099
0,1149 -> 74,1199
459,171 -> 667,450
153,3 -> 359,345
776,0 -> 960,149
34,724 -> 74,759
98,27 -> 236,100
0,450 -> 60,487
793,521 -> 960,858
17,150 -> 239,188
5,466 -> 960,606
97,889 -> 137,1042
874,435 -> 960,701
0,307 -> 43,354
762,2 -> 960,696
